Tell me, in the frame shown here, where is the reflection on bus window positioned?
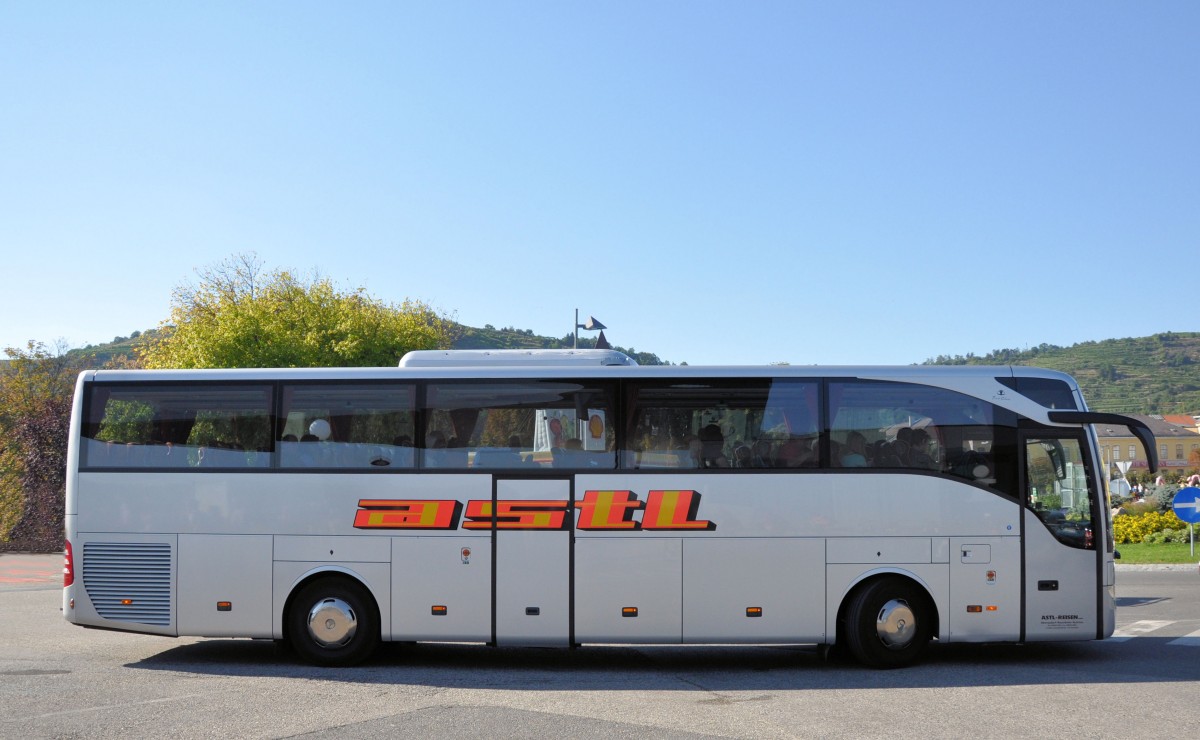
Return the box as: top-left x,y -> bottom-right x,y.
1026,436 -> 1095,549
278,384 -> 416,469
622,379 -> 820,469
828,381 -> 1018,496
422,380 -> 616,470
83,385 -> 273,469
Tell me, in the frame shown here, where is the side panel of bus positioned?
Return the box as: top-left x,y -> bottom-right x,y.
573,473 -> 1021,646
574,538 -> 682,642
494,477 -> 572,646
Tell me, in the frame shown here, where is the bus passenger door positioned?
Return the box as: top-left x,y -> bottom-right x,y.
493,477 -> 572,646
1021,432 -> 1100,640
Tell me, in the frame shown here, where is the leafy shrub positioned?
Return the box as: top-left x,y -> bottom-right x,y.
1147,484 -> 1180,512
1,342 -> 86,552
1120,500 -> 1159,516
1143,528 -> 1191,544
0,393 -> 70,551
1113,510 -> 1187,544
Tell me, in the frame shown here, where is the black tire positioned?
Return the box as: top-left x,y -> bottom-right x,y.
287,577 -> 380,667
843,577 -> 932,669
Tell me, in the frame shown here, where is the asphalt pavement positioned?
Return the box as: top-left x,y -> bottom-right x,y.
1,551 -> 1193,593
3,551 -> 1197,739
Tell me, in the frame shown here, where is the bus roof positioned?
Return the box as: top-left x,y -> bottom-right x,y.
398,349 -> 639,367
82,363 -> 1074,384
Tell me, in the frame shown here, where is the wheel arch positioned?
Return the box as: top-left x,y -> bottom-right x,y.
279,566 -> 384,646
833,568 -> 941,648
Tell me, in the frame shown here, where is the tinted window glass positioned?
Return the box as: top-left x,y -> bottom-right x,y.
1026,435 -> 1095,549
423,381 -> 615,469
83,384 -> 273,469
279,384 -> 416,469
622,379 -> 820,469
996,377 -> 1078,410
829,381 -> 1018,495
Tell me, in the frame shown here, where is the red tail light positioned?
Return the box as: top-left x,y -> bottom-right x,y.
63,540 -> 74,588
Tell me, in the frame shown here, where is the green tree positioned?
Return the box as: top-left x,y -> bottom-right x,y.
139,254 -> 454,369
0,341 -> 89,550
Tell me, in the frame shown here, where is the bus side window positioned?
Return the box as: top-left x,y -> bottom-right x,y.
827,380 -> 1018,496
423,381 -> 616,470
83,384 -> 273,470
278,384 -> 416,470
621,378 -> 820,471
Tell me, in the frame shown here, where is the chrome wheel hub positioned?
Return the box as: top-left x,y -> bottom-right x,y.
876,598 -> 916,649
307,597 -> 358,648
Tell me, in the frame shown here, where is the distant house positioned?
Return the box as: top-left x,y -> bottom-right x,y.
1093,414 -> 1200,473
1162,414 -> 1200,435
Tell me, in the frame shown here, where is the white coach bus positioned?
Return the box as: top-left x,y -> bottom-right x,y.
62,350 -> 1158,668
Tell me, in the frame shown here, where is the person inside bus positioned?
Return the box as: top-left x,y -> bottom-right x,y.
553,437 -> 588,468
424,430 -> 448,467
698,424 -> 730,468
751,438 -> 774,467
841,431 -> 869,467
882,437 -> 909,468
776,436 -> 817,467
908,428 -> 937,469
444,435 -> 470,467
388,435 -> 415,467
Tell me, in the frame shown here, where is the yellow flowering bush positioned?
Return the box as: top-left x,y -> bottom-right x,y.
1112,510 -> 1187,544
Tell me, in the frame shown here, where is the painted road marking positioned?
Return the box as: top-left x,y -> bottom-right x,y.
1167,629 -> 1200,647
0,555 -> 60,585
0,568 -> 59,583
1110,620 -> 1172,641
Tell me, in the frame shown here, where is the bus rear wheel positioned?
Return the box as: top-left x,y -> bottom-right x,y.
287,577 -> 380,666
843,577 -> 932,669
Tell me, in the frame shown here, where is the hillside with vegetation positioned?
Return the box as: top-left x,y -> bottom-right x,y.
68,323 -> 672,368
24,329 -> 1200,414
924,332 -> 1200,415
74,330 -> 156,366
451,324 -> 669,365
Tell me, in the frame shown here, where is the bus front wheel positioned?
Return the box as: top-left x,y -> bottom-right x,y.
843,577 -> 932,669
287,577 -> 380,666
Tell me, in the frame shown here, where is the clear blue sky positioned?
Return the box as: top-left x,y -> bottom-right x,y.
2,2 -> 1197,366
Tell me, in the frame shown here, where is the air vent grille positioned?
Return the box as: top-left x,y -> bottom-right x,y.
82,542 -> 172,626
